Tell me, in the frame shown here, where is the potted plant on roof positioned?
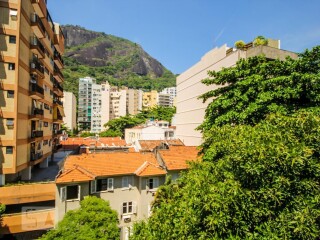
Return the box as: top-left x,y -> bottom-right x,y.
234,40 -> 246,50
253,36 -> 268,46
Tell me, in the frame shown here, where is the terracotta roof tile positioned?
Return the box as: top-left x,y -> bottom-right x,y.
56,152 -> 165,184
135,161 -> 166,177
159,146 -> 201,171
56,165 -> 96,183
139,139 -> 184,151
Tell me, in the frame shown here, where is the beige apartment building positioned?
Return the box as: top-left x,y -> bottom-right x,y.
62,92 -> 76,132
175,40 -> 297,146
127,89 -> 143,115
55,145 -> 199,240
142,90 -> 158,109
0,0 -> 65,185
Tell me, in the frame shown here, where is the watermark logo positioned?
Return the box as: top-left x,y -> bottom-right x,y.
21,207 -> 54,231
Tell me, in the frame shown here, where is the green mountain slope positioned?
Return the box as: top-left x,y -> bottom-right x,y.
61,25 -> 176,98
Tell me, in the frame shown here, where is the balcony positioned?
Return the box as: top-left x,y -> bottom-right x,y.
0,183 -> 55,205
30,36 -> 45,59
31,0 -> 47,18
53,64 -> 63,82
30,151 -> 43,161
1,209 -> 54,234
31,130 -> 44,139
29,108 -> 44,120
30,59 -> 45,79
29,83 -> 44,99
53,129 -> 63,135
53,99 -> 63,106
54,49 -> 64,69
54,25 -> 65,54
53,82 -> 63,97
31,13 -> 45,39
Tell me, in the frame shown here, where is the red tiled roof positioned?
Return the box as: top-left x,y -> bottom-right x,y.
56,165 -> 96,183
159,146 -> 200,171
135,161 -> 166,177
56,152 -> 166,184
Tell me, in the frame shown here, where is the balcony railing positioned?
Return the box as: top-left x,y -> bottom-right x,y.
53,129 -> 63,135
30,59 -> 45,75
30,13 -> 46,37
54,49 -> 64,65
30,151 -> 43,161
30,36 -> 45,58
32,108 -> 44,116
53,99 -> 63,106
53,82 -> 63,92
31,130 -> 44,138
29,83 -> 44,95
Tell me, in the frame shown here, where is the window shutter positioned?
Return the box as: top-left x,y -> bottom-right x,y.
132,201 -> 137,214
60,186 -> 66,201
154,177 -> 159,188
90,180 -> 96,194
78,185 -> 81,200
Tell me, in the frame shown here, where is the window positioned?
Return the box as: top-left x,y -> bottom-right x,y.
8,63 -> 15,70
7,90 -> 14,98
91,178 -> 114,193
44,122 -> 48,127
122,176 -> 133,189
147,177 -> 159,190
60,185 -> 80,201
122,201 -> 136,215
6,146 -> 13,154
6,118 -> 14,126
9,35 -> 16,44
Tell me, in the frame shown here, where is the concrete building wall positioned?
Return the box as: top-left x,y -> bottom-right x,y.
62,92 -> 76,131
100,82 -> 110,130
176,43 -> 297,146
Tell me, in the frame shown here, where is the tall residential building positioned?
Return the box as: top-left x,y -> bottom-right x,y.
175,41 -> 298,146
78,79 -> 142,133
160,87 -> 176,107
0,0 -> 65,185
62,92 -> 76,132
127,89 -> 143,115
158,93 -> 171,107
78,76 -> 94,130
142,90 -> 158,109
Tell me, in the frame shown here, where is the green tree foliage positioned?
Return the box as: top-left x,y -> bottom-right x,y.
132,112 -> 320,240
103,106 -> 176,137
40,196 -> 119,240
199,46 -> 320,132
0,203 -> 5,225
131,46 -> 320,239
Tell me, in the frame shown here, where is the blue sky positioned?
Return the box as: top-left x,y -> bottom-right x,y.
48,0 -> 320,74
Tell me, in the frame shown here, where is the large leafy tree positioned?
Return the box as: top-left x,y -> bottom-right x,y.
131,46 -> 320,239
41,196 -> 119,240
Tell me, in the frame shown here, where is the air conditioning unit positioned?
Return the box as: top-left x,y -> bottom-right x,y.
123,215 -> 131,223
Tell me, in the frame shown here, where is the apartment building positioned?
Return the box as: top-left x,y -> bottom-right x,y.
158,93 -> 171,107
62,92 -> 76,132
0,0 -> 65,185
142,90 -> 158,109
175,41 -> 298,146
127,89 -> 143,115
160,87 -> 176,107
125,120 -> 175,145
78,76 -> 94,131
55,145 -> 199,239
79,79 -> 143,133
